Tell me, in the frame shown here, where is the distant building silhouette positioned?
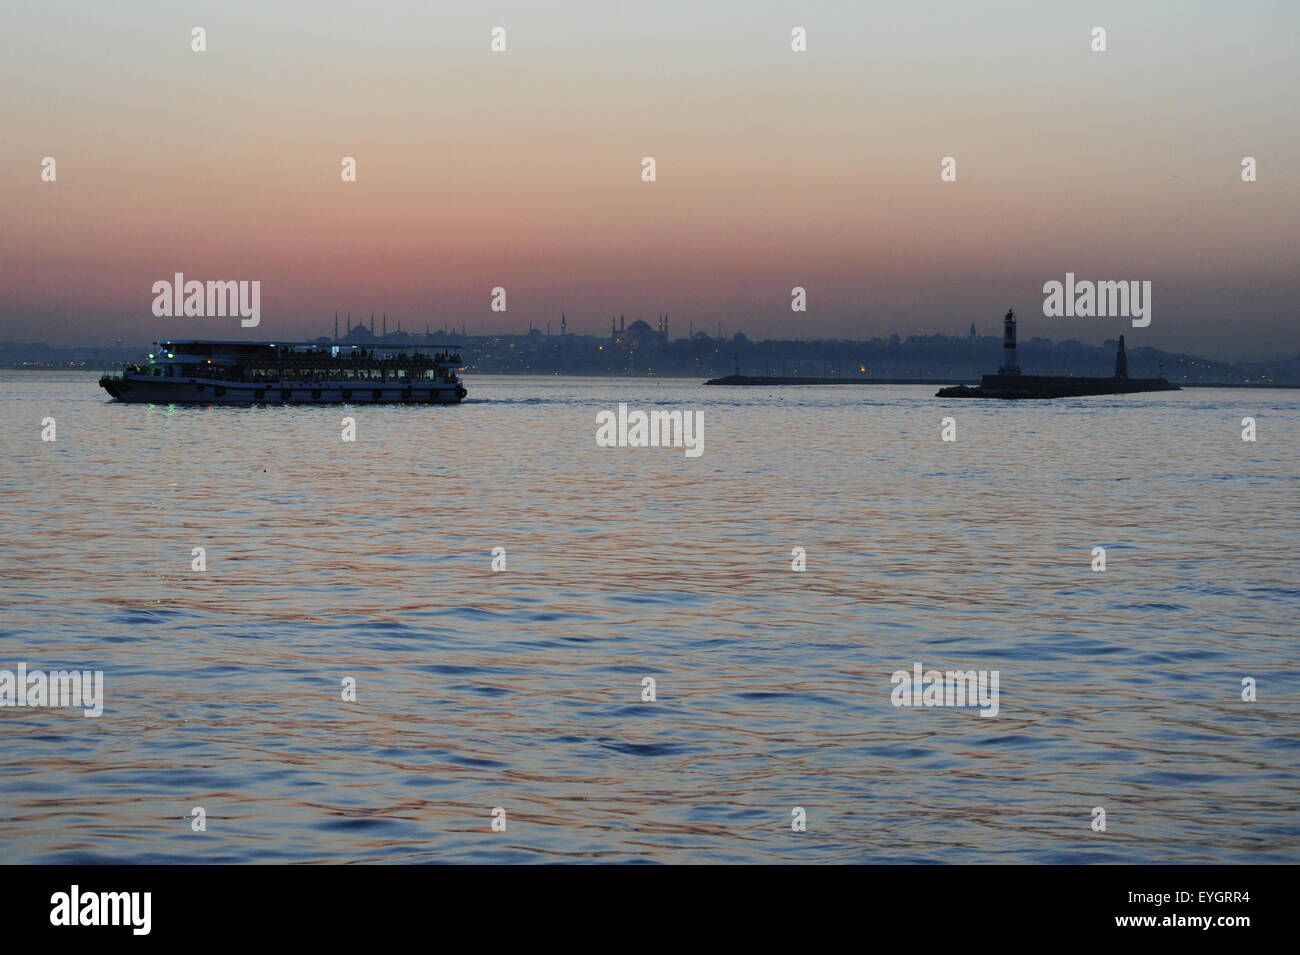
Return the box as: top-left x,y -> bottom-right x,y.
613,319 -> 658,350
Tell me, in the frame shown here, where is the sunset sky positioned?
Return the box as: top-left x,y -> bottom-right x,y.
2,0 -> 1297,357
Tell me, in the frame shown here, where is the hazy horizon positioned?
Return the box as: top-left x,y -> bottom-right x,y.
3,0 -> 1297,359
2,321 -> 1297,367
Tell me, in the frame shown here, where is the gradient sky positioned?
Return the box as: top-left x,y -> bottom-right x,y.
2,0 -> 1297,357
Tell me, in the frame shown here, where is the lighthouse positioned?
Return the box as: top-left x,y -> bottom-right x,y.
999,308 -> 1021,375
936,308 -> 1178,398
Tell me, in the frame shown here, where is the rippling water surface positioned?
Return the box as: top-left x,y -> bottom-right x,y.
1,371 -> 1297,863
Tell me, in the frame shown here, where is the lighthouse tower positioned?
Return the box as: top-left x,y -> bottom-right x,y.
999,308 -> 1021,375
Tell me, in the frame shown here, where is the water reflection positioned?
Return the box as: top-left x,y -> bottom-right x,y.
0,372 -> 1296,863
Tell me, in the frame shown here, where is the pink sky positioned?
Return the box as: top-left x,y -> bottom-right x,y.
2,1 -> 1297,357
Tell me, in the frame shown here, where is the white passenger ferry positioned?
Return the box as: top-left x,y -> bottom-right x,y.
99,340 -> 468,404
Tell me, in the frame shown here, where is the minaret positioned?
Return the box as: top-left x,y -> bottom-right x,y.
611,315 -> 616,341
334,313 -> 339,340
370,313 -> 375,335
560,313 -> 567,335
1115,334 -> 1128,379
998,308 -> 1020,375
382,313 -> 387,336
663,313 -> 668,342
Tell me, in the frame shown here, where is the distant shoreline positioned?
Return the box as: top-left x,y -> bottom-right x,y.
3,331 -> 1295,385
5,367 -> 1298,389
705,374 -> 1300,390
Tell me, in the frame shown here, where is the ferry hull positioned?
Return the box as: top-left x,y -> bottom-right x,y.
100,377 -> 466,405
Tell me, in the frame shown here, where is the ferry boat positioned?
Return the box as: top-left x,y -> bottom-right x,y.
99,340 -> 468,405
